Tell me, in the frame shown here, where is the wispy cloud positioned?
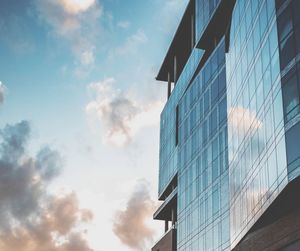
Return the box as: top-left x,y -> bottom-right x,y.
111,29 -> 148,57
113,180 -> 156,251
86,78 -> 163,147
117,20 -> 131,29
0,121 -> 93,251
34,0 -> 102,67
0,81 -> 5,105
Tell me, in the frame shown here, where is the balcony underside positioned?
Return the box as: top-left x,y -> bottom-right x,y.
152,227 -> 176,251
158,173 -> 177,201
154,187 -> 177,221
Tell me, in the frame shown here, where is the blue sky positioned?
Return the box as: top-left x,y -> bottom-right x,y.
0,0 -> 188,250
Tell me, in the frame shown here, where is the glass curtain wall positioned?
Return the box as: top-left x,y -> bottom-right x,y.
177,39 -> 230,251
226,0 -> 288,248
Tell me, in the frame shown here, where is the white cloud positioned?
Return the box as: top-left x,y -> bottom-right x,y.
60,0 -> 96,14
113,180 -> 157,251
86,78 -> 163,147
0,121 -> 94,251
34,0 -> 101,67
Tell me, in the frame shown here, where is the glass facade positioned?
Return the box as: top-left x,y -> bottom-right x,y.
159,48 -> 204,195
177,39 -> 230,251
154,0 -> 300,250
226,0 -> 289,248
276,0 -> 300,180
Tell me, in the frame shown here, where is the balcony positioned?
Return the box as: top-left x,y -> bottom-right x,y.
154,187 -> 177,221
152,227 -> 176,251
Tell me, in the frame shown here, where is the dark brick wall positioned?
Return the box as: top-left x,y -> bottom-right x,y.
152,228 -> 176,251
233,209 -> 300,251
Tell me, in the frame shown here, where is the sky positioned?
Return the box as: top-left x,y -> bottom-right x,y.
0,0 -> 188,250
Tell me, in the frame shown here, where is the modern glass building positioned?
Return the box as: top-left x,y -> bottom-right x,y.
152,0 -> 300,251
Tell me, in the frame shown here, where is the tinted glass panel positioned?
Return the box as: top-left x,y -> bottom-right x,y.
282,74 -> 299,120
278,7 -> 293,41
286,122 -> 300,165
280,32 -> 296,69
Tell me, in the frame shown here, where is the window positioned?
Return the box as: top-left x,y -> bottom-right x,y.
204,64 -> 211,87
253,20 -> 261,51
218,40 -> 225,65
251,0 -> 259,16
212,186 -> 220,215
286,122 -> 300,166
266,0 -> 275,22
273,91 -> 284,128
213,224 -> 220,249
295,23 -> 300,54
211,77 -> 219,105
282,74 -> 299,121
202,169 -> 208,190
293,0 -> 300,25
247,39 -> 254,66
211,52 -> 218,76
262,42 -> 270,72
202,120 -> 208,144
204,90 -> 210,113
245,5 -> 252,33
210,108 -> 218,135
218,68 -> 226,95
263,65 -> 271,98
268,149 -> 278,187
212,159 -> 219,180
278,7 -> 293,42
199,97 -> 203,120
269,24 -> 278,57
219,97 -> 227,124
209,0 -> 215,15
212,138 -> 219,160
271,51 -> 280,83
251,130 -> 259,162
190,106 -> 197,130
190,84 -> 198,107
249,71 -> 256,99
256,80 -> 264,111
280,32 -> 296,70
192,134 -> 197,156
255,57 -> 263,84
259,2 -> 268,36
276,136 -> 287,176
265,107 -> 274,142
